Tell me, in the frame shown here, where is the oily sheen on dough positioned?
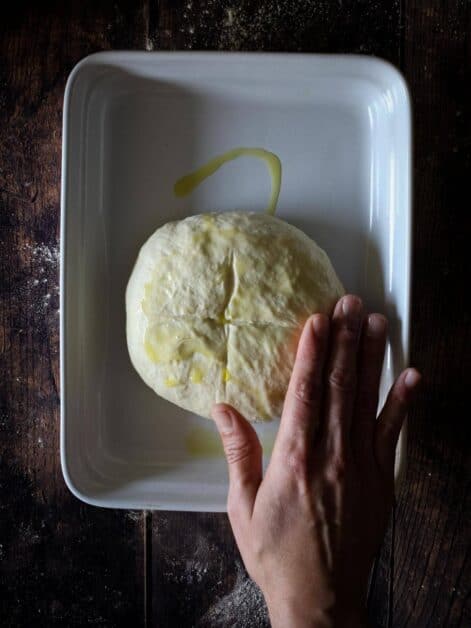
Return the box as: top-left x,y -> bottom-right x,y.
126,212 -> 344,421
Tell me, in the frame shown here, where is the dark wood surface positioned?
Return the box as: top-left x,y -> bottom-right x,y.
0,1 -> 469,626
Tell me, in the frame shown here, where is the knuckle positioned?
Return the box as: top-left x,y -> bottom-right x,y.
291,376 -> 321,405
328,366 -> 356,392
379,419 -> 397,440
339,322 -> 359,342
325,455 -> 347,483
224,438 -> 254,466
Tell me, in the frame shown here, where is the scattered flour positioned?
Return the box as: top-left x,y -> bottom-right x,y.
125,511 -> 142,523
153,524 -> 269,626
178,0 -> 339,50
28,242 -> 59,265
198,563 -> 269,627
175,0 -> 399,54
20,241 -> 59,316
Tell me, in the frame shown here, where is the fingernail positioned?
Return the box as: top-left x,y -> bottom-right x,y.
404,369 -> 421,389
366,314 -> 387,337
342,295 -> 362,325
213,408 -> 233,434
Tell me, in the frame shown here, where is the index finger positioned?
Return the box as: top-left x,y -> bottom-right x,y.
274,313 -> 330,462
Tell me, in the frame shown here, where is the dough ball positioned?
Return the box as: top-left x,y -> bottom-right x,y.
126,212 -> 344,421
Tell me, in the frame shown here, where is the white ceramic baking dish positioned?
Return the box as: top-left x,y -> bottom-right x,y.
61,52 -> 411,510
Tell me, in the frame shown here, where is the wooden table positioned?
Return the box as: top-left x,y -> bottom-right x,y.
1,2 -> 469,626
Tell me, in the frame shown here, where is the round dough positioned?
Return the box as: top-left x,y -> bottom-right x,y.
126,212 -> 344,421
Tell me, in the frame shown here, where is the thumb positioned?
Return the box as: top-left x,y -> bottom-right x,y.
212,403 -> 262,521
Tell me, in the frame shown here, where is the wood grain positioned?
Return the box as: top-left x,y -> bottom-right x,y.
156,0 -> 401,59
1,1 -> 470,627
393,2 -> 471,626
0,2 -> 148,626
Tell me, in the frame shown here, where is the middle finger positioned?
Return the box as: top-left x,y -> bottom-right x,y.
324,295 -> 364,457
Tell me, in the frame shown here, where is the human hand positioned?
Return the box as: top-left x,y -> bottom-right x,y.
212,295 -> 421,628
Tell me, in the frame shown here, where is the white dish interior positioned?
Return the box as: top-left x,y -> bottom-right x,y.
61,52 -> 411,510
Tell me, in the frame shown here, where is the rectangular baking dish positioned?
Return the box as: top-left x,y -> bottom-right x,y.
61,52 -> 411,510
